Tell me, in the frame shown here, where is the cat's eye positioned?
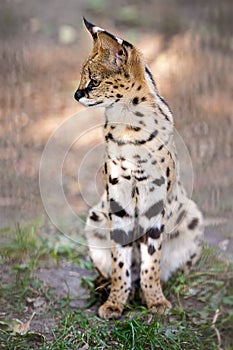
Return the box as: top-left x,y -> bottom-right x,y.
91,79 -> 100,87
87,79 -> 100,90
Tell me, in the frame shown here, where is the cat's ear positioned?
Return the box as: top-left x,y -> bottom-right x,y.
97,31 -> 127,67
83,17 -> 103,40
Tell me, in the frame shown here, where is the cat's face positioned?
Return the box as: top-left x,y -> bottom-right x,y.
74,18 -> 145,108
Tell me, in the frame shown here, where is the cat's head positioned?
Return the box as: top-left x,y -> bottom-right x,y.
74,18 -> 146,108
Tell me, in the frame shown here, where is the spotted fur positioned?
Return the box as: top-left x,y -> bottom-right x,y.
74,18 -> 204,319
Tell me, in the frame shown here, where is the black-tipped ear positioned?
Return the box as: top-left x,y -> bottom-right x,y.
83,17 -> 98,39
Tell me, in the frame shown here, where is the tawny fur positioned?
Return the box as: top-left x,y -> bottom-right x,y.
75,19 -> 204,319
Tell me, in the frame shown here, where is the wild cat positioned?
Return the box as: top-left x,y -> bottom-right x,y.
74,18 -> 203,319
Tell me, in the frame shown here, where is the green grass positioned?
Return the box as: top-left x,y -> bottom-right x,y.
0,224 -> 232,349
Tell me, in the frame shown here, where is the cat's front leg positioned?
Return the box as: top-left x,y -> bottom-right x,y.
140,217 -> 171,314
98,202 -> 134,319
98,241 -> 133,319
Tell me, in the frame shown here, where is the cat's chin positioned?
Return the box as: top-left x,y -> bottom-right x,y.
78,98 -> 111,108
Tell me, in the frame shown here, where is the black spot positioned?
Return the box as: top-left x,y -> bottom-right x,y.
150,187 -> 154,192
116,93 -> 123,98
147,227 -> 162,239
145,269 -> 148,274
104,162 -> 107,174
153,176 -> 165,186
158,144 -> 164,151
132,126 -> 141,132
105,132 -> 113,141
113,85 -> 118,89
110,199 -> 129,218
90,212 -> 100,222
148,245 -> 156,255
115,98 -> 120,103
131,82 -> 135,88
138,159 -> 148,164
137,85 -> 142,91
132,97 -> 139,105
119,262 -> 124,268
186,260 -> 192,268
158,244 -> 162,250
106,81 -> 113,85
114,257 -> 117,262
134,175 -> 148,181
135,111 -> 144,117
160,157 -> 165,163
126,270 -> 129,277
110,125 -> 116,130
151,160 -> 157,165
178,203 -> 183,211
166,167 -> 170,177
167,180 -> 171,191
188,218 -> 199,230
145,200 -> 164,219
133,154 -> 141,159
141,96 -> 146,102
176,210 -> 186,225
120,84 -> 125,88
123,175 -> 131,180
124,72 -> 130,79
170,230 -> 179,239
109,176 -> 119,185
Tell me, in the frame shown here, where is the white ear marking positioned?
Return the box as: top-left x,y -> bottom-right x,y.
93,26 -> 104,34
115,37 -> 123,44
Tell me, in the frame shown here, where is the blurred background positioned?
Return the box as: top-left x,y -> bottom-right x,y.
0,0 -> 232,256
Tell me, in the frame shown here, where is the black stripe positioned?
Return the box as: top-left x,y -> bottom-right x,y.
158,95 -> 172,113
134,176 -> 148,181
145,200 -> 164,219
105,130 -> 158,146
145,66 -> 156,89
158,106 -> 170,122
110,198 -> 129,217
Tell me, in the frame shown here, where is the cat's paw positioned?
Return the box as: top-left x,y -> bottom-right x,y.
149,298 -> 172,314
98,302 -> 123,320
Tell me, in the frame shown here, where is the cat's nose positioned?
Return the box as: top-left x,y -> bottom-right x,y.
74,89 -> 85,101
